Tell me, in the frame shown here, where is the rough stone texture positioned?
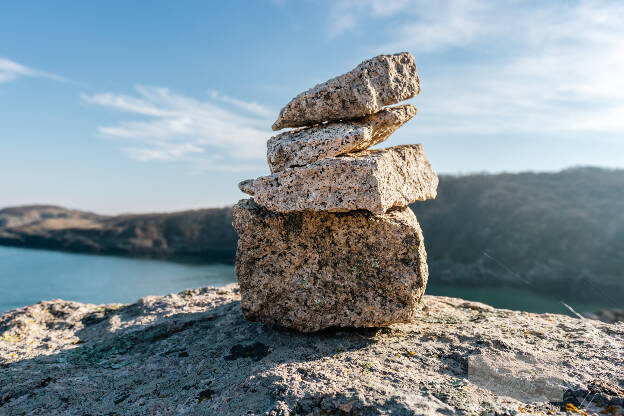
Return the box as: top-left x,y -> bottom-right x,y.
1,285 -> 622,415
232,198 -> 428,332
469,352 -> 571,403
267,105 -> 417,173
238,178 -> 255,195
248,144 -> 438,215
272,52 -> 420,130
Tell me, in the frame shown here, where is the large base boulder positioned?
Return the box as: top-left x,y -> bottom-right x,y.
232,198 -> 428,332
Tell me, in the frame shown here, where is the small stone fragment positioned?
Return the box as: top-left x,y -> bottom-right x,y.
232,198 -> 428,332
267,104 -> 416,173
251,144 -> 438,214
238,179 -> 255,195
272,52 -> 420,130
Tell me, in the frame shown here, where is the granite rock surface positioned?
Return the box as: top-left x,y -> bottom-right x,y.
267,105 -> 417,173
272,52 -> 420,130
1,285 -> 622,415
232,198 -> 428,332
238,178 -> 255,195
248,144 -> 438,214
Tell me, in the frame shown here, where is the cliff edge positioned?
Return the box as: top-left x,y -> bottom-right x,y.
1,285 -> 622,415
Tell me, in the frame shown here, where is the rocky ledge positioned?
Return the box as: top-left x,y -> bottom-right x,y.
1,285 -> 622,415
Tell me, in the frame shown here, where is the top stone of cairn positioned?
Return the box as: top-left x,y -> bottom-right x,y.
272,52 -> 420,131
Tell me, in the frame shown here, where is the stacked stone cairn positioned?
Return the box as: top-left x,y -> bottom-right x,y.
233,52 -> 439,332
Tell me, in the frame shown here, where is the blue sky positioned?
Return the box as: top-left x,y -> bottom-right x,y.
1,0 -> 623,214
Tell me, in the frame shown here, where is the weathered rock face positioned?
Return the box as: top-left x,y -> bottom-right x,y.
468,351 -> 571,403
1,286 -> 622,415
248,144 -> 438,215
232,198 -> 427,332
267,104 -> 416,173
272,53 -> 420,130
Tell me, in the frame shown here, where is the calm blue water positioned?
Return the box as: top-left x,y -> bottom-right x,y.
0,246 -> 236,313
0,246 -> 605,315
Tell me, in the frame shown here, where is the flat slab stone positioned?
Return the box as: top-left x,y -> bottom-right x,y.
232,198 -> 428,332
267,104 -> 416,173
272,52 -> 420,130
244,144 -> 438,215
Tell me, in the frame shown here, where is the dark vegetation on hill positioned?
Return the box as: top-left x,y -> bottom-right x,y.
411,167 -> 624,303
0,205 -> 236,263
1,167 -> 622,302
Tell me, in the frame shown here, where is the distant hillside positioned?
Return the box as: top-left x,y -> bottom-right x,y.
411,167 -> 624,302
2,167 -> 623,302
0,205 -> 236,263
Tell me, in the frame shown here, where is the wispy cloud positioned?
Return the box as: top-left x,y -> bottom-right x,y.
328,0 -> 479,46
81,86 -> 273,168
328,0 -> 624,137
208,91 -> 273,118
0,57 -> 66,84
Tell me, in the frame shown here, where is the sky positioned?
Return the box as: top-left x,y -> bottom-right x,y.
1,0 -> 623,214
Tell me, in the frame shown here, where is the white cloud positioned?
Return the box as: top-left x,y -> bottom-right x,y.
328,0 -> 624,137
82,86 -> 273,168
123,143 -> 205,162
327,12 -> 357,38
384,0 -> 485,52
328,0 -> 484,48
0,57 -> 66,84
208,90 -> 273,118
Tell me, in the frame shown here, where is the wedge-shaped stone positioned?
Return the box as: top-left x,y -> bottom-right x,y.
267,104 -> 416,173
233,198 -> 428,332
272,52 -> 420,130
238,179 -> 255,195
243,144 -> 438,214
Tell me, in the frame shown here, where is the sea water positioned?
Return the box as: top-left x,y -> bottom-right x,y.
0,246 -> 605,316
0,246 -> 235,313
